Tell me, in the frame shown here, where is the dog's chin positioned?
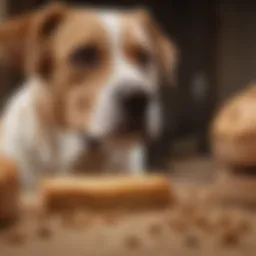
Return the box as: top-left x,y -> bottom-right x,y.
88,128 -> 148,150
104,133 -> 145,149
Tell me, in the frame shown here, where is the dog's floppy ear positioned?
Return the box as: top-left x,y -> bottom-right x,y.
0,13 -> 32,68
0,3 -> 67,75
135,9 -> 178,85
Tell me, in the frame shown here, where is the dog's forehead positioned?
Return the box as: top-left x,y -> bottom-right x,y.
97,10 -> 149,45
54,9 -> 151,53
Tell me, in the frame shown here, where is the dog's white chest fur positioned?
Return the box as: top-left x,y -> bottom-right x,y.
0,79 -> 84,187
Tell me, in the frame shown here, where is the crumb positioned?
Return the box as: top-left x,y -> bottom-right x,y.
149,223 -> 162,236
5,229 -> 26,245
217,214 -> 233,230
179,204 -> 197,218
37,225 -> 52,239
194,214 -> 214,232
125,235 -> 140,249
184,234 -> 199,248
220,229 -> 239,246
236,218 -> 252,234
169,217 -> 188,233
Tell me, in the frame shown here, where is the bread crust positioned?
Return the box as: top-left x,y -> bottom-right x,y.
41,175 -> 174,212
0,156 -> 20,224
212,85 -> 256,165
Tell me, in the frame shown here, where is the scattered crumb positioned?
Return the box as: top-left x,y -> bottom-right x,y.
5,228 -> 26,245
149,223 -> 162,236
236,218 -> 252,234
125,235 -> 141,249
194,214 -> 214,232
216,214 -> 233,230
184,233 -> 200,248
220,229 -> 239,246
37,225 -> 52,239
179,204 -> 197,219
169,217 -> 188,233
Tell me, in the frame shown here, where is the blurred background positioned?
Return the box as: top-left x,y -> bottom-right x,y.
0,0 -> 255,176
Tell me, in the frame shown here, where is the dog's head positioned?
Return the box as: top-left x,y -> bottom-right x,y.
0,3 -> 177,146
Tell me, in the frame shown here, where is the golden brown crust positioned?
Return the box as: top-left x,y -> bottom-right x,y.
41,175 -> 174,213
0,156 -> 20,223
212,137 -> 256,166
212,85 -> 256,139
211,85 -> 256,165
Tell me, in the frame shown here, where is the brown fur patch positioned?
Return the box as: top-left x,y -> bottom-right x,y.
21,7 -> 113,131
131,10 -> 178,84
0,13 -> 33,69
123,16 -> 153,72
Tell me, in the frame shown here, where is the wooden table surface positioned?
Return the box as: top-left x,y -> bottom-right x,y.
1,180 -> 256,256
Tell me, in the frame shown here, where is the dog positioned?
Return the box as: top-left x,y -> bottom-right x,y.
0,3 -> 177,189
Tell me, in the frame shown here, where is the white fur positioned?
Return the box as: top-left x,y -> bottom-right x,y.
0,79 -> 85,189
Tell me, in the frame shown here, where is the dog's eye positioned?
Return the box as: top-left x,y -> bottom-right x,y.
134,47 -> 152,68
70,45 -> 100,68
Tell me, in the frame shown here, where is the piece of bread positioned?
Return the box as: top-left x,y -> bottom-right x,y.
41,175 -> 174,213
0,156 -> 20,224
211,85 -> 256,166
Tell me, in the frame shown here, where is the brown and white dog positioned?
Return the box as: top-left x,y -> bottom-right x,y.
0,3 -> 177,189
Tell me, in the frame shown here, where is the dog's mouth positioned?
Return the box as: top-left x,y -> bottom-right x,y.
85,120 -> 148,151
119,117 -> 147,135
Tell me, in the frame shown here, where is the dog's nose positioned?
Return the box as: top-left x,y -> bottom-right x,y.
82,135 -> 101,150
117,87 -> 150,117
